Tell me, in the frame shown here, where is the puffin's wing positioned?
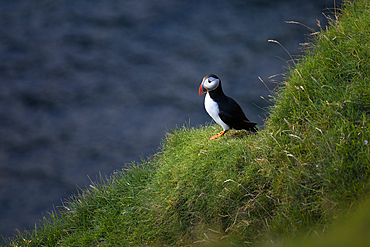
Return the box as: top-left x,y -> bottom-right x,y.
217,96 -> 247,124
218,110 -> 237,126
218,97 -> 258,132
218,110 -> 257,132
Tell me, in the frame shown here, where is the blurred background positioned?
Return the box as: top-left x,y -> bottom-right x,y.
0,0 -> 339,240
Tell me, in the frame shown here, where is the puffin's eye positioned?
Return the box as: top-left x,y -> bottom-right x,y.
208,79 -> 212,83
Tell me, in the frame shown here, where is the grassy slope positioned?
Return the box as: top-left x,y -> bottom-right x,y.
4,0 -> 370,246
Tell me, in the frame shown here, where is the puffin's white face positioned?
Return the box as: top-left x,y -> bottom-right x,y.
199,74 -> 221,95
203,76 -> 220,91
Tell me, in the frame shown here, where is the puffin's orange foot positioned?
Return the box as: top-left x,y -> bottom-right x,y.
209,130 -> 227,140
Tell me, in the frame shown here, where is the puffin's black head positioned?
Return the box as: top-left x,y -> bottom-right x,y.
199,74 -> 221,95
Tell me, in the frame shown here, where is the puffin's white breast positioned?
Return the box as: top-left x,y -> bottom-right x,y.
204,93 -> 230,131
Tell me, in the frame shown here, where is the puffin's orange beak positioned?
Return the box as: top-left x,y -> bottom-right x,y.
199,83 -> 207,95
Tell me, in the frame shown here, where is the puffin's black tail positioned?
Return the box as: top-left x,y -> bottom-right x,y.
250,125 -> 258,132
246,122 -> 258,132
243,120 -> 258,132
234,120 -> 258,132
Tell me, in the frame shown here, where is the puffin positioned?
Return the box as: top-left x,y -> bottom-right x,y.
199,74 -> 257,140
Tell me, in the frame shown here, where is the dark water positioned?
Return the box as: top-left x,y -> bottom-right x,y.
0,0 -> 339,240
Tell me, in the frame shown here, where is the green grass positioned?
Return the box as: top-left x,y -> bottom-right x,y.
3,0 -> 370,246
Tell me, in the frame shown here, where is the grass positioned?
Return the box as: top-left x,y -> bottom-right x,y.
3,0 -> 370,246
